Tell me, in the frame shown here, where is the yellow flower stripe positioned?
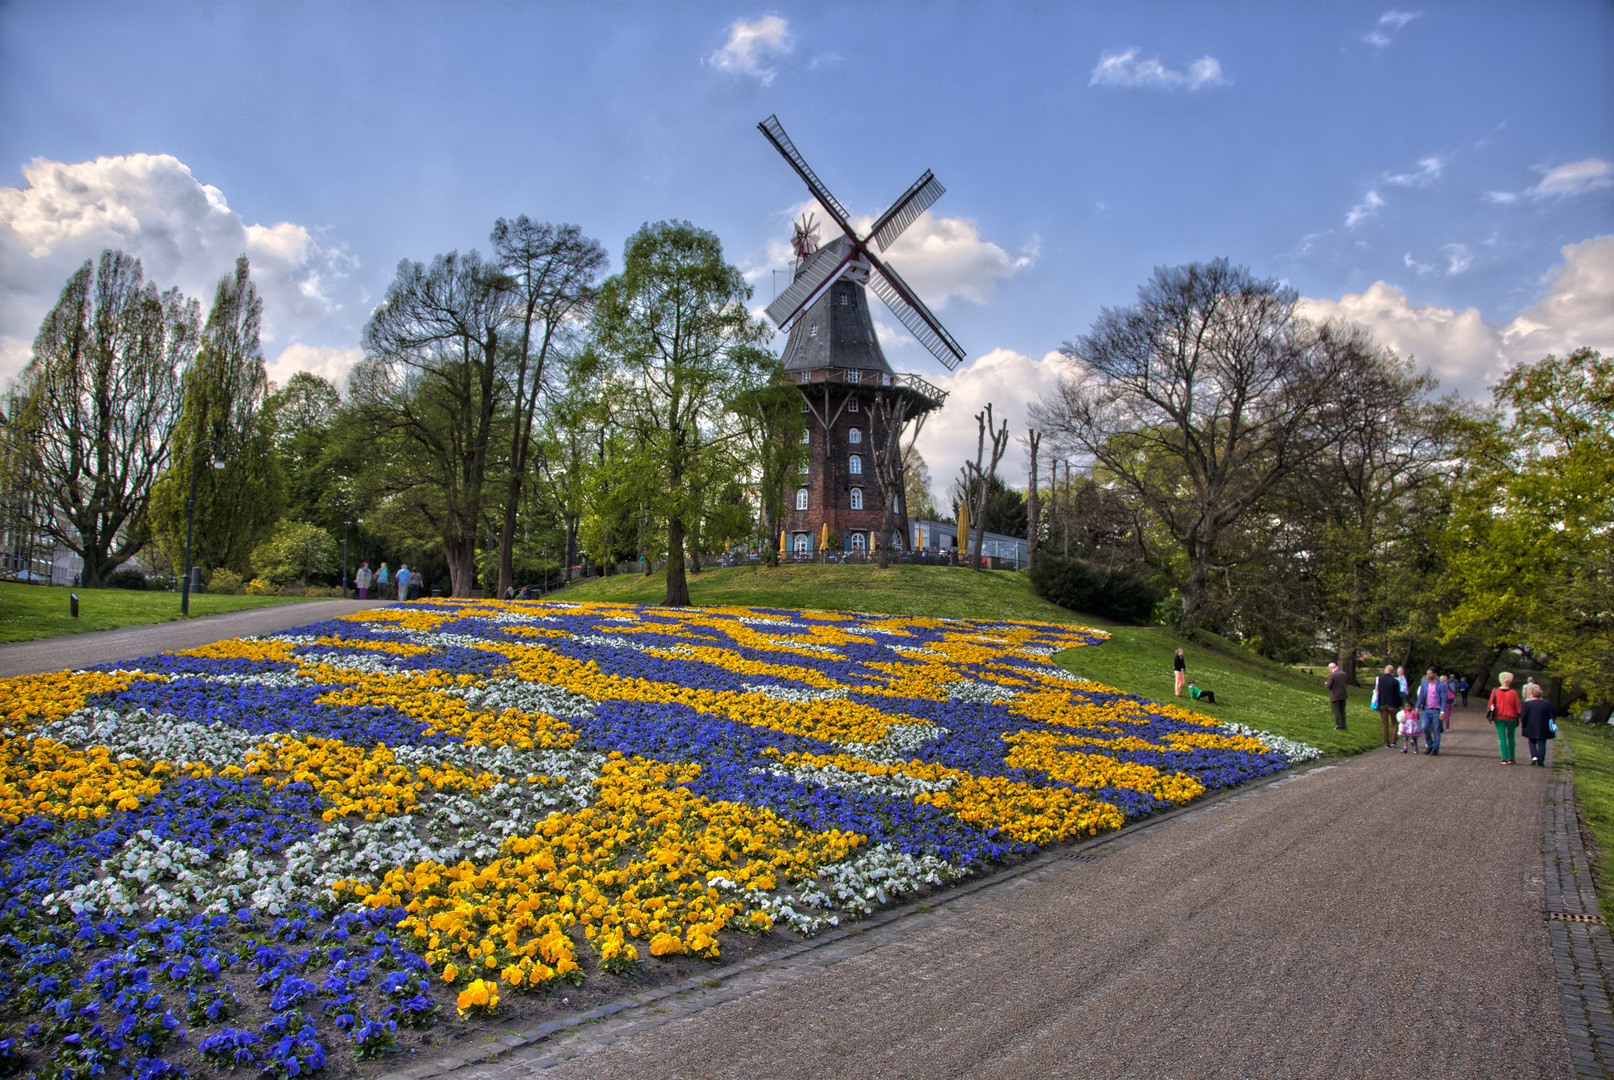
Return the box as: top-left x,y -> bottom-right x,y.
340,755 -> 863,987
299,666 -> 578,750
0,735 -> 208,823
0,670 -> 164,732
1002,729 -> 1207,804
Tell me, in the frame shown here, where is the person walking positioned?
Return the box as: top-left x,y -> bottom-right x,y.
375,562 -> 390,598
1174,649 -> 1187,697
1458,676 -> 1470,708
1325,662 -> 1349,731
355,562 -> 372,600
1373,664 -> 1403,749
1399,702 -> 1422,753
396,564 -> 411,602
1520,683 -> 1556,767
1396,666 -> 1409,698
1416,668 -> 1451,756
1441,675 -> 1456,732
1488,671 -> 1524,764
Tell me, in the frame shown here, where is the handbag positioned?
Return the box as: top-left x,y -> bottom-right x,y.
1486,689 -> 1497,722
1549,717 -> 1558,739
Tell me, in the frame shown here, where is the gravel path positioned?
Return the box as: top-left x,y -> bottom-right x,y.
0,599 -> 386,676
467,710 -> 1568,1080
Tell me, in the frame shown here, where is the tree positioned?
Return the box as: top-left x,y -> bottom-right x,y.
251,518 -> 339,586
2,251 -> 198,585
356,250 -> 514,596
1032,259 -> 1338,630
869,392 -> 912,569
1441,348 -> 1614,702
1025,430 -> 1041,569
150,256 -> 283,576
957,404 -> 1008,572
488,217 -> 608,596
733,380 -> 806,566
902,445 -> 940,522
268,373 -> 344,530
589,222 -> 772,606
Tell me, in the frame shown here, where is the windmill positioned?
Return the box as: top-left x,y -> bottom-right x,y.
758,114 -> 967,371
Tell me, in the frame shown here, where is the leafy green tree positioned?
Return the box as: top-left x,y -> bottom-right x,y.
251,518 -> 339,585
1,251 -> 199,585
1441,348 -> 1614,702
589,222 -> 772,606
150,256 -> 283,575
981,475 -> 1027,538
268,372 -> 344,530
733,380 -> 806,566
902,445 -> 940,522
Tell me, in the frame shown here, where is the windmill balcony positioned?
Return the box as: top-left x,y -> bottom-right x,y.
791,368 -> 948,410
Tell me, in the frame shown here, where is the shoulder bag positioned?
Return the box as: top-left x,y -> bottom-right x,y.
1486,689 -> 1497,722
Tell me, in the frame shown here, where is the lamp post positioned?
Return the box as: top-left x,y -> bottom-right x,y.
341,517 -> 362,598
180,440 -> 224,615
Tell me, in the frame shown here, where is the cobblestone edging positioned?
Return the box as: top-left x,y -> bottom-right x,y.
1546,750 -> 1614,1079
376,762 -> 1330,1080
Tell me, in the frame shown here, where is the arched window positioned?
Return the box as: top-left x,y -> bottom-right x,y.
795,487 -> 809,511
792,533 -> 811,554
892,496 -> 901,515
848,427 -> 862,444
891,532 -> 904,550
848,454 -> 862,475
850,487 -> 863,510
851,533 -> 866,552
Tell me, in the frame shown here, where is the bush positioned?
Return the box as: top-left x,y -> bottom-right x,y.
105,569 -> 146,590
244,577 -> 275,596
1029,554 -> 1159,623
251,520 -> 339,587
207,568 -> 245,595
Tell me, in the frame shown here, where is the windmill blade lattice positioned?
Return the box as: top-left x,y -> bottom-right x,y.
765,237 -> 852,328
870,171 -> 945,253
867,258 -> 967,370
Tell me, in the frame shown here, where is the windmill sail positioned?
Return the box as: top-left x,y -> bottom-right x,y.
765,236 -> 853,328
869,171 -> 945,252
758,116 -> 854,230
867,258 -> 967,370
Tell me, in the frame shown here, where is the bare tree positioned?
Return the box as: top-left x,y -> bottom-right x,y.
1032,260 -> 1338,628
4,251 -> 199,585
1025,429 -> 1041,569
489,218 -> 607,596
958,403 -> 1008,572
869,391 -> 912,569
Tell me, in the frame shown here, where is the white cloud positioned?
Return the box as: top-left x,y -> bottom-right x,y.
1297,234 -> 1614,398
0,153 -> 356,390
708,15 -> 792,85
1443,243 -> 1472,275
911,347 -> 1065,499
266,344 -> 364,389
1364,10 -> 1420,48
1486,157 -> 1613,204
1403,252 -> 1434,275
1345,189 -> 1384,227
1089,48 -> 1226,91
1385,156 -> 1443,187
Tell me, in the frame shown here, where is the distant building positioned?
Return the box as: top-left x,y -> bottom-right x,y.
909,519 -> 1029,567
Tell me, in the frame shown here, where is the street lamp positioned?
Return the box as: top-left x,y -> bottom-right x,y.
342,517 -> 362,598
180,440 -> 225,616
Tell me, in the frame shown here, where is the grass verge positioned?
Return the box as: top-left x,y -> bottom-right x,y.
0,581 -> 326,643
562,564 -> 1369,758
1557,721 -> 1614,921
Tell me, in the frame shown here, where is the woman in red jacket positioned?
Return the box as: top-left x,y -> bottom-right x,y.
1489,671 -> 1524,764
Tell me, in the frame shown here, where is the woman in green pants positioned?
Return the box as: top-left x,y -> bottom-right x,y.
1488,671 -> 1524,764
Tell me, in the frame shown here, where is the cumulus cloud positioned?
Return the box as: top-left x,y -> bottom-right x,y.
1488,157 -> 1614,204
1089,48 -> 1225,91
1345,190 -> 1384,227
910,347 -> 1066,500
1297,234 -> 1614,398
708,15 -> 792,85
0,153 -> 356,389
1364,10 -> 1420,48
265,344 -> 364,389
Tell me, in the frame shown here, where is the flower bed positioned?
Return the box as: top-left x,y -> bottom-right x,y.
0,600 -> 1318,1077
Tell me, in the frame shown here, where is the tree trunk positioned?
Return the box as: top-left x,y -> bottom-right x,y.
1472,641 -> 1508,699
1026,430 -> 1040,570
564,515 -> 579,580
665,514 -> 690,606
1337,559 -> 1364,685
445,534 -> 476,597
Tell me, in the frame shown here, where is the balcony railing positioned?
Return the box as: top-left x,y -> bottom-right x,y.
792,368 -> 947,407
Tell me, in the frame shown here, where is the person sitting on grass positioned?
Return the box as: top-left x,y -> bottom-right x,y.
1187,680 -> 1216,705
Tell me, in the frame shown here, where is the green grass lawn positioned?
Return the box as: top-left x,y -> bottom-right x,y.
563,564 -> 1366,758
1557,721 -> 1614,921
0,582 -> 327,643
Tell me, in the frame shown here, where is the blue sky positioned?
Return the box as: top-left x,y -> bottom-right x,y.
2,1 -> 1611,481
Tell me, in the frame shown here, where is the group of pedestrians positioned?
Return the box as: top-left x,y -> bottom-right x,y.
1485,671 -> 1557,766
353,561 -> 417,601
1371,666 -> 1461,754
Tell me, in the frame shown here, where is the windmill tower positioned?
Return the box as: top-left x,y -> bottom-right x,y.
757,115 -> 958,558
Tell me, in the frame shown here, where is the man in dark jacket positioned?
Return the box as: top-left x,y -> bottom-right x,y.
1374,664 -> 1404,749
1325,662 -> 1349,730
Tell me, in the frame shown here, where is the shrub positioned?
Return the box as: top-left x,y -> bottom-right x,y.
252,520 -> 339,587
1030,554 -> 1159,623
244,577 -> 275,596
208,568 -> 245,595
105,569 -> 146,590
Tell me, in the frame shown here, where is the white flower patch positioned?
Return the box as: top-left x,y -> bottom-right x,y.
753,760 -> 955,800
890,644 -> 942,657
481,611 -> 560,624
1218,721 -> 1323,764
448,680 -> 597,719
36,708 -> 269,771
948,681 -> 1016,704
740,683 -> 849,704
796,844 -> 965,917
839,723 -> 948,765
733,617 -> 808,629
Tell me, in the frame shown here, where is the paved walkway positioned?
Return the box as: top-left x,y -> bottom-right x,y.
437,712 -> 1575,1080
0,599 -> 385,677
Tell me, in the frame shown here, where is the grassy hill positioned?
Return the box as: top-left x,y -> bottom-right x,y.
561,564 -> 1376,758
0,582 -> 329,643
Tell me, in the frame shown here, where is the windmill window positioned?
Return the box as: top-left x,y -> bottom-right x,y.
848,455 -> 862,475
810,325 -> 818,337
848,428 -> 862,444
796,487 -> 809,511
793,533 -> 811,554
850,487 -> 863,510
839,294 -> 848,305
851,532 -> 866,552
893,496 -> 901,515
847,398 -> 859,412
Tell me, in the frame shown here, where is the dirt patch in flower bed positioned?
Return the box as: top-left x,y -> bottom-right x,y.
0,600 -> 1319,1078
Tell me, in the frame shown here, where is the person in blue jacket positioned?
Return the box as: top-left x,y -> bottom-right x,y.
1415,668 -> 1453,756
